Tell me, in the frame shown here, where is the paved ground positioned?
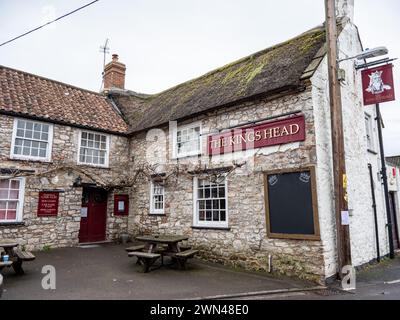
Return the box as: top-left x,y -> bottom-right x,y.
0,243 -> 314,300
240,256 -> 400,300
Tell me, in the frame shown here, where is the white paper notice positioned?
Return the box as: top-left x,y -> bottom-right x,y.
81,207 -> 88,218
341,211 -> 350,226
118,201 -> 125,212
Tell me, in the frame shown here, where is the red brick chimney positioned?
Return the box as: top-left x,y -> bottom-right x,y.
103,54 -> 126,90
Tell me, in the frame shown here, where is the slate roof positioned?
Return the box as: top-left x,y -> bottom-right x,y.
0,65 -> 128,134
112,24 -> 327,134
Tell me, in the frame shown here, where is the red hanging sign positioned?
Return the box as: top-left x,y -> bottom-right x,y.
37,192 -> 59,217
208,115 -> 306,155
362,64 -> 395,106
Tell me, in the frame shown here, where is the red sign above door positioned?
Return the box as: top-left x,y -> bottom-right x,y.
208,115 -> 306,155
37,192 -> 59,217
362,64 -> 395,106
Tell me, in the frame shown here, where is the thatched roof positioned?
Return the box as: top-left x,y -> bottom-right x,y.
387,156 -> 400,167
112,24 -> 327,134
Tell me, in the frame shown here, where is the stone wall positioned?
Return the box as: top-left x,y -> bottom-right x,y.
128,89 -> 327,283
0,114 -> 130,250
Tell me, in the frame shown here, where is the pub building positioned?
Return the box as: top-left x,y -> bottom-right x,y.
0,0 -> 399,283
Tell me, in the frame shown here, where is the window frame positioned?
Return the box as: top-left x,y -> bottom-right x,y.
10,118 -> 54,162
149,181 -> 165,215
364,112 -> 376,153
77,129 -> 110,168
263,167 -> 320,241
0,177 -> 25,224
173,122 -> 202,159
192,175 -> 229,229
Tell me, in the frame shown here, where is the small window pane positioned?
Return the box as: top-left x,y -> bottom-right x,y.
0,190 -> 8,199
17,120 -> 25,129
6,210 -> 16,220
26,122 -> 33,130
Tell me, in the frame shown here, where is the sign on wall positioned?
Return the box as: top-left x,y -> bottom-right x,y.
362,64 -> 395,106
208,115 -> 306,155
37,192 -> 59,217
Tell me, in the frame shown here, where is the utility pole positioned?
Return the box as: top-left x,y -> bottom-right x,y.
325,0 -> 352,278
375,103 -> 395,259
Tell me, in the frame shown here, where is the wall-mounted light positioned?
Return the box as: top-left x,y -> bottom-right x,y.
73,176 -> 82,187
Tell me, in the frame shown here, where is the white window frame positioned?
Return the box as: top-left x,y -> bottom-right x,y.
173,122 -> 202,158
193,175 -> 229,228
0,177 -> 25,223
77,130 -> 110,168
10,118 -> 54,162
365,113 -> 375,152
149,181 -> 165,215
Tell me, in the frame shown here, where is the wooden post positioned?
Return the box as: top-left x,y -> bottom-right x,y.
325,0 -> 352,279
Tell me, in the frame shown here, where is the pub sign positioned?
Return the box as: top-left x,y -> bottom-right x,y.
362,64 -> 395,106
208,115 -> 306,155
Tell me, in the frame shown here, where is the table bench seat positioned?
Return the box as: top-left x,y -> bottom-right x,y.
13,249 -> 36,262
0,261 -> 13,270
175,249 -> 198,259
128,252 -> 161,273
125,245 -> 146,253
174,249 -> 198,269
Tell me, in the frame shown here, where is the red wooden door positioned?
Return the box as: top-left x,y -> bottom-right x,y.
79,188 -> 108,243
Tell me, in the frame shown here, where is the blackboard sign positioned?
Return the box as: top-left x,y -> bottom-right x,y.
264,168 -> 320,240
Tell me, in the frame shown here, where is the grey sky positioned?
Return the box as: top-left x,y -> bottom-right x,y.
0,0 -> 399,155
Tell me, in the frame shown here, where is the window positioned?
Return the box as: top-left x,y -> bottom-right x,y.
0,178 -> 25,223
78,131 -> 109,167
11,118 -> 53,161
365,113 -> 375,151
193,176 -> 228,228
150,182 -> 164,214
264,168 -> 320,241
174,123 -> 201,158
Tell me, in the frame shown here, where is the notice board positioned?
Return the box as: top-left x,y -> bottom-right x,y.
37,191 -> 60,217
264,168 -> 320,240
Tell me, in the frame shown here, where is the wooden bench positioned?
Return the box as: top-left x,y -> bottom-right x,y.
128,252 -> 161,273
14,249 -> 36,261
125,245 -> 146,253
179,245 -> 192,251
0,261 -> 13,272
175,249 -> 198,269
12,249 -> 35,275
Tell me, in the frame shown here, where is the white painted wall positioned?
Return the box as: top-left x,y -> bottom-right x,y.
311,21 -> 390,279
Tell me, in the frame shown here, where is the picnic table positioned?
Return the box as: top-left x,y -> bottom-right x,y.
127,235 -> 198,272
0,241 -> 35,275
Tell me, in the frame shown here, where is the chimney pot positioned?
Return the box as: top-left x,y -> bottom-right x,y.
103,53 -> 126,90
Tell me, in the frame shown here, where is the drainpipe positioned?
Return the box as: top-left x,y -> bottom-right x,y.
368,164 -> 381,262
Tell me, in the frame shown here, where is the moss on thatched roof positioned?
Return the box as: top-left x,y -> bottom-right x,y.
113,24 -> 327,133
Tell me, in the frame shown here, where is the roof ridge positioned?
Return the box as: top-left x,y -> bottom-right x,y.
0,64 -> 105,98
140,23 -> 325,98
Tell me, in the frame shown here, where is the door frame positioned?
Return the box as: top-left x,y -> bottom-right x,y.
79,187 -> 108,243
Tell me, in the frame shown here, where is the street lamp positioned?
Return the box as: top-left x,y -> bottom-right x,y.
339,46 -> 389,63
